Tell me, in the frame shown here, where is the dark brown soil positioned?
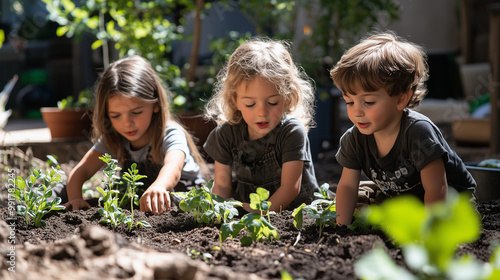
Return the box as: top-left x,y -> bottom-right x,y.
1,121 -> 500,279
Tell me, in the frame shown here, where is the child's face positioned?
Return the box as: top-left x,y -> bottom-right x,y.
107,95 -> 159,149
234,76 -> 285,140
343,87 -> 407,137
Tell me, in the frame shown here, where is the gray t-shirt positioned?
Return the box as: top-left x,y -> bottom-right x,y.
92,124 -> 201,181
204,116 -> 319,207
336,109 -> 476,199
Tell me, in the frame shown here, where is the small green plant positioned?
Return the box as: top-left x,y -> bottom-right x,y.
355,191 -> 500,279
173,179 -> 242,224
11,157 -> 66,227
57,88 -> 92,109
120,163 -> 150,230
186,248 -> 213,262
280,269 -> 295,280
220,187 -> 279,247
96,154 -> 150,230
292,183 -> 338,237
96,154 -> 125,228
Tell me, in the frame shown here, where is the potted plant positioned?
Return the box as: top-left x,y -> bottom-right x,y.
41,89 -> 93,140
42,0 -> 218,147
42,0 -> 212,111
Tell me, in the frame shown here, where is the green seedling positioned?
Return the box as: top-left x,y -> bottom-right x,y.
121,163 -> 150,230
57,88 -> 92,109
280,270 -> 294,280
96,154 -> 126,228
355,191 -> 500,279
292,183 -> 338,237
11,156 -> 66,227
220,187 -> 279,247
173,179 -> 242,224
186,248 -> 213,262
96,154 -> 151,230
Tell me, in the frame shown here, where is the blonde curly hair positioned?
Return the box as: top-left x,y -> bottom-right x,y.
204,38 -> 316,131
330,31 -> 429,108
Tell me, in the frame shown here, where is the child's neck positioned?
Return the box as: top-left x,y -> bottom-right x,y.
372,113 -> 403,158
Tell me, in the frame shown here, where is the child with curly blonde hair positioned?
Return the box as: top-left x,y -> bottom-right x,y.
204,38 -> 319,212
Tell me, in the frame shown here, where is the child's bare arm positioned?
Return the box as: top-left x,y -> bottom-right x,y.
65,149 -> 104,210
266,160 -> 303,212
213,161 -> 233,199
335,167 -> 361,226
421,157 -> 447,204
140,149 -> 185,214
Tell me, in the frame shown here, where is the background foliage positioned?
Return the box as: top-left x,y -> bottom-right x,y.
41,0 -> 400,112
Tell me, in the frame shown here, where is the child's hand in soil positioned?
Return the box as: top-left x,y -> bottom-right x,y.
140,186 -> 170,214
64,198 -> 91,211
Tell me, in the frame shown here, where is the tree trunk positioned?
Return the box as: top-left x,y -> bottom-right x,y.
187,0 -> 204,83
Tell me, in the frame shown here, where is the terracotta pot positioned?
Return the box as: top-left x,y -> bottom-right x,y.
41,107 -> 93,140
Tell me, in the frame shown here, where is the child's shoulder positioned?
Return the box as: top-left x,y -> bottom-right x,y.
339,124 -> 364,145
277,116 -> 308,138
405,109 -> 439,131
210,121 -> 246,139
165,122 -> 183,134
406,109 -> 432,122
280,115 -> 305,130
402,110 -> 446,143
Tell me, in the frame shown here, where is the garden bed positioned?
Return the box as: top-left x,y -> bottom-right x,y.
1,196 -> 500,280
1,149 -> 500,279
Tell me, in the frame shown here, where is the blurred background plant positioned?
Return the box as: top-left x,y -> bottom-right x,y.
42,0 -> 201,112
0,29 -> 4,47
295,0 -> 400,87
40,0 -> 399,113
34,0 -> 401,157
57,87 -> 92,109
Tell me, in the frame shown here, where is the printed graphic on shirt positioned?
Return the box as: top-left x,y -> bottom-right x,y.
368,155 -> 419,196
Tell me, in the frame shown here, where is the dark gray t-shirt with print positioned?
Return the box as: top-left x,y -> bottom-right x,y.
335,109 -> 476,200
204,116 -> 319,208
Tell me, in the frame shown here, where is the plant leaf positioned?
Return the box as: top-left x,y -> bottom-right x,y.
51,205 -> 66,211
240,236 -> 253,247
249,193 -> 260,210
221,221 -> 242,241
292,203 -> 306,229
137,221 -> 151,228
355,245 -> 417,280
96,187 -> 106,196
256,187 -> 269,201
423,192 -> 480,270
361,195 -> 426,244
16,205 -> 26,215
